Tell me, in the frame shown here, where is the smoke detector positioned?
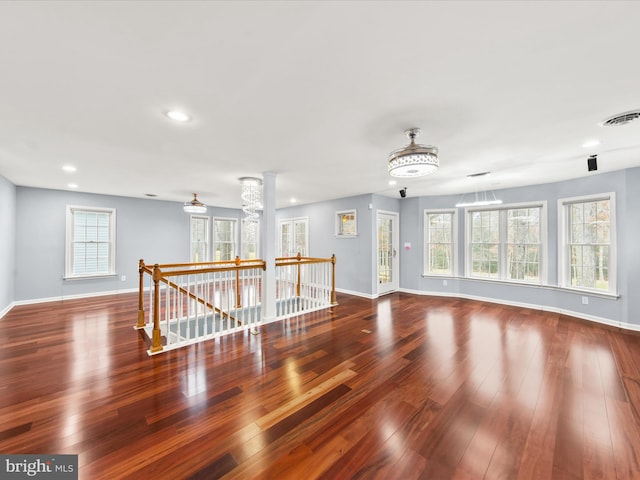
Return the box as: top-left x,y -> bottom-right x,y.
600,109 -> 640,127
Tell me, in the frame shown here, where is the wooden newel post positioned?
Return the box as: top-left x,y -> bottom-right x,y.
296,252 -> 302,297
136,259 -> 146,329
150,264 -> 163,353
330,254 -> 337,305
235,256 -> 242,308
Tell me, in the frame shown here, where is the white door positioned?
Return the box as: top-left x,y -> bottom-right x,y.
377,211 -> 399,295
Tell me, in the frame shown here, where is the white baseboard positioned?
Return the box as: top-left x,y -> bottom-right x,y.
5,287 -> 638,334
399,287 -> 640,332
0,302 -> 14,320
335,288 -> 377,299
11,287 -> 139,308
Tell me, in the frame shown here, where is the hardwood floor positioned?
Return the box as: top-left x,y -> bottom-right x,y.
1,292 -> 640,479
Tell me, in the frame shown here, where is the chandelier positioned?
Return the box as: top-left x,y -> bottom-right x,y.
455,172 -> 502,207
183,193 -> 207,214
455,191 -> 503,208
388,128 -> 439,177
240,177 -> 262,224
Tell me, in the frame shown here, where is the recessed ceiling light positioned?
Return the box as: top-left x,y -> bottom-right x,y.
165,110 -> 191,122
290,197 -> 297,204
388,180 -> 397,186
62,165 -> 77,172
582,140 -> 600,148
68,183 -> 78,189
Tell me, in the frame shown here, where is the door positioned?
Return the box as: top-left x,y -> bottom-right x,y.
377,211 -> 399,295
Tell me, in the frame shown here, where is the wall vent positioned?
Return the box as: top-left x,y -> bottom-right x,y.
600,110 -> 640,127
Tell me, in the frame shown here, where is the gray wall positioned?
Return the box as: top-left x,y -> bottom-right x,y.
276,194 -> 381,296
0,175 -> 16,313
400,168 -> 638,327
13,187 -> 245,301
624,167 -> 640,325
6,167 -> 639,327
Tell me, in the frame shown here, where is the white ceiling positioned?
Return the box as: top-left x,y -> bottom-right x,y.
1,1 -> 639,209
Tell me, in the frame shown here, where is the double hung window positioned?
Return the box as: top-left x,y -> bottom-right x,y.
190,215 -> 209,262
65,206 -> 116,278
559,194 -> 615,293
466,203 -> 545,284
424,210 -> 456,275
213,218 -> 237,261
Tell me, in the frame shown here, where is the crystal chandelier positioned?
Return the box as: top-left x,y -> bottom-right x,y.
388,128 -> 439,177
240,177 -> 262,224
183,193 -> 207,213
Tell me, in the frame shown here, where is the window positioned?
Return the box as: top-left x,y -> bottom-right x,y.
279,217 -> 308,257
65,206 -> 116,278
190,215 -> 209,262
213,218 -> 237,261
470,210 -> 499,278
241,219 -> 260,259
559,193 -> 615,293
424,210 -> 456,275
506,208 -> 541,282
466,203 -> 545,284
336,210 -> 357,237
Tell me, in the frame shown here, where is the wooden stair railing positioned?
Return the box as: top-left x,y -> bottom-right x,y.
275,253 -> 337,307
137,255 -> 335,353
137,258 -> 266,353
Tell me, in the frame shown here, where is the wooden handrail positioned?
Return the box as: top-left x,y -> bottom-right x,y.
140,254 -> 337,353
149,258 -> 264,270
276,255 -> 333,263
274,253 -> 337,307
139,259 -> 240,315
158,262 -> 266,278
138,258 -> 263,310
141,257 -> 266,353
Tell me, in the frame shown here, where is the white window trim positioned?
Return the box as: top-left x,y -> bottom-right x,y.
65,205 -> 116,279
558,192 -> 616,294
464,200 -> 547,285
190,214 -> 210,263
213,217 -> 238,261
335,209 -> 358,238
423,209 -> 457,276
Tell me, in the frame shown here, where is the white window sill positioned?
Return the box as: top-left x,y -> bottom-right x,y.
63,274 -> 118,281
554,285 -> 619,299
420,274 -> 620,299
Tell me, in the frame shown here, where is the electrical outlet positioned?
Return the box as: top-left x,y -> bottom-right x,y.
121,275 -> 126,282
582,296 -> 588,305
443,279 -> 448,286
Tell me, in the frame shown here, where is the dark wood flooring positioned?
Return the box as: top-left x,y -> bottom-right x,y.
1,292 -> 640,479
